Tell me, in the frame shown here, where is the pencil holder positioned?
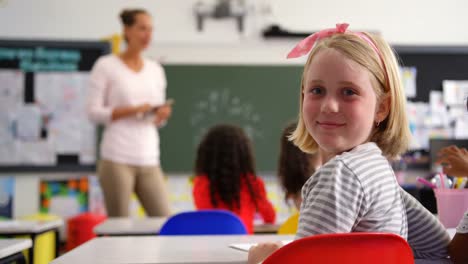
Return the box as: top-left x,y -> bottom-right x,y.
434,189 -> 468,228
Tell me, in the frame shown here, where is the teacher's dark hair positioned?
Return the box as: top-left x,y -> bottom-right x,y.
120,8 -> 148,27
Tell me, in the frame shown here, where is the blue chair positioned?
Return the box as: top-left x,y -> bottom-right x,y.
159,210 -> 248,235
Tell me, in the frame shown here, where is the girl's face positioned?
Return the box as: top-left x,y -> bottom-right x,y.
125,13 -> 153,50
302,48 -> 386,161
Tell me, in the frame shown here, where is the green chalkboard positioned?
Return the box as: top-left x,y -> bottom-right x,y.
160,65 -> 304,173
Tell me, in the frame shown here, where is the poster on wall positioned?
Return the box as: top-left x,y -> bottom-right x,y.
40,177 -> 89,218
400,66 -> 417,98
88,175 -> 106,216
0,39 -> 110,172
442,80 -> 468,106
0,177 -> 14,218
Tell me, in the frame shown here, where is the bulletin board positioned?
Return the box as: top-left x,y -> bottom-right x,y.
394,46 -> 468,169
395,45 -> 468,102
0,39 -> 110,173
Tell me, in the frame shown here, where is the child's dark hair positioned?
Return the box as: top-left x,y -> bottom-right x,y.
119,8 -> 148,27
278,122 -> 317,201
195,124 -> 258,210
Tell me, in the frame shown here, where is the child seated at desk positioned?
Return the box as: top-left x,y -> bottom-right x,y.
192,124 -> 276,234
277,122 -> 321,210
278,123 -> 450,261
438,145 -> 468,264
248,23 -> 450,263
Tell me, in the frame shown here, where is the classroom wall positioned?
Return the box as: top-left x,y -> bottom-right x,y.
1,0 -> 468,64
1,0 -> 467,217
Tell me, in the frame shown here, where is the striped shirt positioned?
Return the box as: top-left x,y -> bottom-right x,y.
297,142 -> 408,239
401,189 -> 450,260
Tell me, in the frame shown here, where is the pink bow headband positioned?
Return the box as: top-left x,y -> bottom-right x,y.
287,23 -> 381,59
287,23 -> 389,89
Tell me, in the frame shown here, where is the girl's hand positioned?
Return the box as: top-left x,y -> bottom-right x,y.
247,241 -> 283,264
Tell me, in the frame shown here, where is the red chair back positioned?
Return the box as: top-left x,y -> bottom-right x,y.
66,213 -> 107,251
263,233 -> 414,264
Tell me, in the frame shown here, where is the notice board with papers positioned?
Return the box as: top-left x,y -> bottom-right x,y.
0,39 -> 110,173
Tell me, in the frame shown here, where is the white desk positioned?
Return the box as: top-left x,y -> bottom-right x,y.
52,229 -> 458,264
0,220 -> 63,235
94,219 -> 449,236
93,217 -> 168,236
253,222 -> 281,234
51,234 -> 293,264
94,217 -> 282,236
0,239 -> 32,264
0,220 -> 63,264
253,218 -> 284,234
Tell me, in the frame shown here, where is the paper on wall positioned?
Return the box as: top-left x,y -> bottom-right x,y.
400,66 -> 417,98
454,116 -> 468,139
17,139 -> 55,165
0,70 -> 24,109
442,80 -> 468,106
429,91 -> 450,128
16,105 -> 42,141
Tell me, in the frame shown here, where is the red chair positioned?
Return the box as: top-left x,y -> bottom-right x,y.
66,213 -> 107,251
263,233 -> 414,264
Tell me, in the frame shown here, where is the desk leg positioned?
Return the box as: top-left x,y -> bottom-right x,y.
29,234 -> 36,264
0,252 -> 27,264
54,229 -> 60,257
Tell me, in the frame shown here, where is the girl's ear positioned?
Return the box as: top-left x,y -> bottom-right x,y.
375,96 -> 390,123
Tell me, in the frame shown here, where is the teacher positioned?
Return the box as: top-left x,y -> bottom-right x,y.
87,8 -> 171,217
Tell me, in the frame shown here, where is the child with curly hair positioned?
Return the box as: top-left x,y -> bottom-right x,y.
192,124 -> 276,234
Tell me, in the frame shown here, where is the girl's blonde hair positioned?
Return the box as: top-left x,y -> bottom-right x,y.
290,33 -> 410,159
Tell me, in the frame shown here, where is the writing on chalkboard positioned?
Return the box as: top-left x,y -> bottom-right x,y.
160,65 -> 302,172
190,88 -> 263,146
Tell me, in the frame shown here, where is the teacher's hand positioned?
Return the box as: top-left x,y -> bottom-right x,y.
154,104 -> 172,126
135,103 -> 152,116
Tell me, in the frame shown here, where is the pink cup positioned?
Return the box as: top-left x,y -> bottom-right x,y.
434,189 -> 468,228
